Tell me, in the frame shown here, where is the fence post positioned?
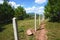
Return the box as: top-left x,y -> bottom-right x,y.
35,13 -> 36,32
12,17 -> 19,40
42,15 -> 45,21
39,14 -> 40,25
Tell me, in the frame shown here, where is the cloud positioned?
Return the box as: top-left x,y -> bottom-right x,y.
0,0 -> 3,4
9,1 -> 20,8
25,6 -> 44,14
0,0 -> 23,8
35,0 -> 47,4
9,1 -> 24,8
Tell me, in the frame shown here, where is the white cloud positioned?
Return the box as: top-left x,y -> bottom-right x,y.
25,6 -> 44,14
35,0 -> 46,4
0,0 -> 23,8
0,0 -> 3,4
9,1 -> 20,8
9,1 -> 24,8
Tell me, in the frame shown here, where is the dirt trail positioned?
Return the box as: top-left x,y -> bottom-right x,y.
35,28 -> 48,40
35,21 -> 48,40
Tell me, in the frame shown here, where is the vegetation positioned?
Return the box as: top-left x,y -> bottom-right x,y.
15,6 -> 26,20
0,0 -> 60,40
44,0 -> 60,22
0,0 -> 15,23
0,19 -> 39,40
27,13 -> 39,19
44,0 -> 60,39
0,0 -> 30,24
46,22 -> 60,40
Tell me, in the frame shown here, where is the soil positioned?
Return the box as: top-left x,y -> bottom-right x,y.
32,22 -> 48,40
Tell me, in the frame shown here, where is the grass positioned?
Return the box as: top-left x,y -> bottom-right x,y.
1,19 -> 60,40
46,22 -> 60,40
0,19 -> 39,40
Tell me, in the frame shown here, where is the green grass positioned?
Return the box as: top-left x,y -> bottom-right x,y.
0,20 -> 60,40
46,22 -> 60,40
0,19 -> 39,40
1,19 -> 60,40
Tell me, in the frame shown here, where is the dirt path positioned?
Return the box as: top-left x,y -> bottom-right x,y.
35,28 -> 48,40
27,20 -> 48,40
35,21 -> 48,40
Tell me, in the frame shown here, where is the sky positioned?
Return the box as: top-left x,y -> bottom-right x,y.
0,0 -> 48,14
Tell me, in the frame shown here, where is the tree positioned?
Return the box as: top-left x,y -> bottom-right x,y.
0,0 -> 15,23
4,0 -> 9,2
44,0 -> 60,22
15,6 -> 26,20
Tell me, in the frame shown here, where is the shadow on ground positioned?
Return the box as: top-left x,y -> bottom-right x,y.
0,24 -> 6,32
0,21 -> 12,32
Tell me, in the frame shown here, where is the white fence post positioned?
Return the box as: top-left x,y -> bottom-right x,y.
35,13 -> 36,32
39,14 -> 40,25
42,15 -> 45,21
12,17 -> 19,40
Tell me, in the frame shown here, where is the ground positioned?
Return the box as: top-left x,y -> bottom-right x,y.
0,19 -> 60,40
0,19 -> 38,40
32,20 -> 48,40
35,28 -> 47,40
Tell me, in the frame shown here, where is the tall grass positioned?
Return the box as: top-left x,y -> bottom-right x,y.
46,22 -> 60,40
0,19 -> 39,40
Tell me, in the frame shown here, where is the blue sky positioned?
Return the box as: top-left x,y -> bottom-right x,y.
0,0 -> 48,14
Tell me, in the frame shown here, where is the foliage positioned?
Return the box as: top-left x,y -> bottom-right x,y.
0,0 -> 15,23
15,6 -> 26,20
44,0 -> 60,22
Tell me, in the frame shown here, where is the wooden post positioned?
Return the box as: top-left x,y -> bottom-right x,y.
12,17 -> 19,40
35,13 -> 36,32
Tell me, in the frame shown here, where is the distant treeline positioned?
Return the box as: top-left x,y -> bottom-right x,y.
26,13 -> 39,19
